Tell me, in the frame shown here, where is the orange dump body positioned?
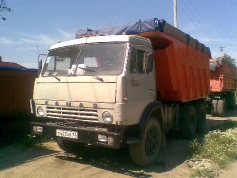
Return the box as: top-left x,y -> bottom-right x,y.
210,61 -> 236,92
140,31 -> 210,102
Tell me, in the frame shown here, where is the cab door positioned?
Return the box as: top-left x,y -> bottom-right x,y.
125,45 -> 156,125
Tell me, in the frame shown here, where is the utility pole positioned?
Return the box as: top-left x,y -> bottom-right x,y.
219,47 -> 225,57
174,0 -> 178,28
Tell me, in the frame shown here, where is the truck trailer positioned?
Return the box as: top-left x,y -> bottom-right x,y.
209,57 -> 236,116
30,18 -> 211,166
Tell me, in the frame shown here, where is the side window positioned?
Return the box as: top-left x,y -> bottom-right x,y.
130,49 -> 138,73
137,50 -> 146,73
130,48 -> 145,73
146,52 -> 154,73
129,47 -> 153,74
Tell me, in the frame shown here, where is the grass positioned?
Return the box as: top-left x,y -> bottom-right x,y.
190,168 -> 215,178
189,120 -> 237,177
21,134 -> 55,150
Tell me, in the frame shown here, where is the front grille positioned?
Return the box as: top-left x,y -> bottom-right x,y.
46,105 -> 98,122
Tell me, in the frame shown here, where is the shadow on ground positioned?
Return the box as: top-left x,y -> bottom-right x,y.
0,114 -> 60,171
0,114 -> 33,146
54,135 -> 190,177
0,143 -> 59,171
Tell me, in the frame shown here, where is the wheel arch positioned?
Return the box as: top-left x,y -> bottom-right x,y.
139,101 -> 166,147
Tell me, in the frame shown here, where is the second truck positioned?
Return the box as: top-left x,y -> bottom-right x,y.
31,18 -> 211,166
209,56 -> 236,117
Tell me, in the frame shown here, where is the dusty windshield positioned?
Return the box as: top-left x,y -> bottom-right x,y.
42,43 -> 126,76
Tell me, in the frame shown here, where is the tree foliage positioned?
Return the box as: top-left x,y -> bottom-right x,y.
222,54 -> 236,66
0,0 -> 11,21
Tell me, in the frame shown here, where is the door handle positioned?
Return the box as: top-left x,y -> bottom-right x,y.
149,89 -> 154,93
131,79 -> 140,86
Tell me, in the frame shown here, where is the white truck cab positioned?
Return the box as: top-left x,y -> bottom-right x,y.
31,35 -> 161,166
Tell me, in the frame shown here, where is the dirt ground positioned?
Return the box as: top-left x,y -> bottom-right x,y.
0,111 -> 236,178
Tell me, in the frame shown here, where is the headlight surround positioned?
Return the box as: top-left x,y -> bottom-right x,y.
37,106 -> 44,117
102,111 -> 113,123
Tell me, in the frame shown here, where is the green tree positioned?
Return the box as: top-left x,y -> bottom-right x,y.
222,54 -> 236,66
0,0 -> 11,21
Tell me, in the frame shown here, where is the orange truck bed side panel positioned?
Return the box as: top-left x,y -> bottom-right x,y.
0,69 -> 38,116
140,31 -> 210,102
210,61 -> 236,92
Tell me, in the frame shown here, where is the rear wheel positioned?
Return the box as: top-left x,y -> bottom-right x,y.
195,102 -> 206,133
217,99 -> 226,117
57,139 -> 85,153
211,99 -> 218,116
212,98 -> 227,117
179,105 -> 197,139
129,117 -> 161,167
226,92 -> 236,110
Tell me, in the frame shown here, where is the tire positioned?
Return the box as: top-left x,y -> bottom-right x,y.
179,105 -> 197,139
226,92 -> 236,110
57,139 -> 85,153
129,117 -> 161,167
211,99 -> 218,116
217,99 -> 226,117
195,102 -> 206,133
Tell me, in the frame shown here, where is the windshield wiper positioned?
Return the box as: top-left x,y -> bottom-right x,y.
72,67 -> 103,81
77,67 -> 97,73
93,76 -> 103,82
44,72 -> 61,81
68,67 -> 98,76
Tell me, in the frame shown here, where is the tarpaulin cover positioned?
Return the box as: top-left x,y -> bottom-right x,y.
75,18 -> 166,39
75,18 -> 211,58
209,57 -> 223,71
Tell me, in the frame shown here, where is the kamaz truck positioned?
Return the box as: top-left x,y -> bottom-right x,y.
31,18 -> 211,166
209,57 -> 236,116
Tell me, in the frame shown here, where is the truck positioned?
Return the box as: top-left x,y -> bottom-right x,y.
30,18 -> 211,167
209,57 -> 236,116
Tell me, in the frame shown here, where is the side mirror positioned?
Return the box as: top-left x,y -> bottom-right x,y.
38,59 -> 42,76
38,54 -> 46,76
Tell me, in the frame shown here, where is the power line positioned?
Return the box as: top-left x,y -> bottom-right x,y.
181,1 -> 212,36
178,1 -> 218,49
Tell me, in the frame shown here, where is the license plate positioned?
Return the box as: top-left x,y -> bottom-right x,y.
56,129 -> 78,139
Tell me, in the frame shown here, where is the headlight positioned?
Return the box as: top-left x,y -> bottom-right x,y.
37,106 -> 44,117
102,111 -> 113,123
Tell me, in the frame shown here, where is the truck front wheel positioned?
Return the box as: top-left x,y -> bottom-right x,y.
129,117 -> 161,167
57,139 -> 85,153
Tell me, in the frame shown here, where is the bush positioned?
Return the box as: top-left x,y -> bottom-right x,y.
190,128 -> 237,169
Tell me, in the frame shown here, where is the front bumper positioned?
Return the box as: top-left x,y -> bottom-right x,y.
31,121 -> 122,149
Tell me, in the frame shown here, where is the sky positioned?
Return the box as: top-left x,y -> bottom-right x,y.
0,0 -> 236,68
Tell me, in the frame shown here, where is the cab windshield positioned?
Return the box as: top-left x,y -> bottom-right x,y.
42,43 -> 126,76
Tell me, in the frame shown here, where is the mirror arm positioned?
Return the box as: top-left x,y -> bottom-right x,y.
38,54 -> 46,76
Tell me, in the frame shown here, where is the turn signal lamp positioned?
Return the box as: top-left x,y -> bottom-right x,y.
37,106 -> 44,117
123,97 -> 128,102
